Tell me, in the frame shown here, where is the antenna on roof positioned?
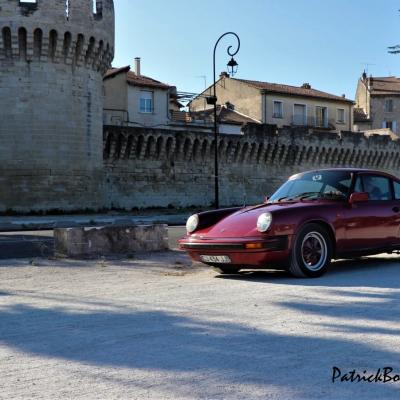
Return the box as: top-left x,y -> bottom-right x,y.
360,62 -> 376,74
196,75 -> 207,90
196,75 -> 207,110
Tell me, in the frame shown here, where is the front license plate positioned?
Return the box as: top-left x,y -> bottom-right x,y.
200,255 -> 231,264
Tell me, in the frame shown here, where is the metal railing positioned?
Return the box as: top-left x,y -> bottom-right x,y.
292,115 -> 336,129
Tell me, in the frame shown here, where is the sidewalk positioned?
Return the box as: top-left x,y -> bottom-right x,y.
0,212 -> 190,231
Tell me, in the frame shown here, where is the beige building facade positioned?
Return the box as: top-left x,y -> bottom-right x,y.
264,93 -> 352,131
190,75 -> 354,132
103,58 -> 173,128
354,73 -> 400,135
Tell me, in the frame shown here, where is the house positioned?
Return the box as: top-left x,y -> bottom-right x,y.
190,103 -> 259,135
189,73 -> 354,133
103,58 -> 175,128
354,72 -> 400,134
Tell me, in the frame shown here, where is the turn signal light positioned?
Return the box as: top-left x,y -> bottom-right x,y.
245,243 -> 263,249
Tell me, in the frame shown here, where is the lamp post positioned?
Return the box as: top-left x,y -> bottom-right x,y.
207,32 -> 240,209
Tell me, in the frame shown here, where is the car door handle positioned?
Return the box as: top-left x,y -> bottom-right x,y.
393,207 -> 400,213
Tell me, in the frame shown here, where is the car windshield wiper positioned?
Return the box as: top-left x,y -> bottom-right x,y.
319,192 -> 346,200
276,195 -> 294,202
293,191 -> 321,200
273,192 -> 320,202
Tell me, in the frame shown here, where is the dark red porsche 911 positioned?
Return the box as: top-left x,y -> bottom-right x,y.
179,168 -> 400,278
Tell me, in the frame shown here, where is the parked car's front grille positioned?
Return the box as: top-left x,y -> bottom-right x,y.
181,236 -> 288,251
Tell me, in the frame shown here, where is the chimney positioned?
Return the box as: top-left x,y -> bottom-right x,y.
362,70 -> 367,81
342,94 -> 346,98
220,71 -> 229,79
301,83 -> 311,89
134,57 -> 141,76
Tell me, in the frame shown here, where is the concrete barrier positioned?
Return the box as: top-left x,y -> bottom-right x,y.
54,224 -> 168,258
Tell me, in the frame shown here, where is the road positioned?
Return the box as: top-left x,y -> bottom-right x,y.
0,226 -> 186,258
0,251 -> 400,399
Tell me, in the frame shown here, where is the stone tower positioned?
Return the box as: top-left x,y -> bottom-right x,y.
0,0 -> 114,212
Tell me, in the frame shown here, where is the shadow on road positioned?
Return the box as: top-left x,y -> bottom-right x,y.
0,301 -> 399,399
215,256 -> 400,289
0,234 -> 54,259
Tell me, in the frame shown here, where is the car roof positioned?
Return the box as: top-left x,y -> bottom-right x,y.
292,168 -> 399,180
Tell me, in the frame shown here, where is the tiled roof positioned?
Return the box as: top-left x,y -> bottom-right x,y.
233,78 -> 354,103
103,66 -> 130,79
126,71 -> 171,90
365,76 -> 400,95
104,66 -> 171,90
353,107 -> 370,122
191,106 -> 258,125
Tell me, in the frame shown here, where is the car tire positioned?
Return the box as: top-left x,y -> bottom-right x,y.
289,223 -> 332,278
215,266 -> 241,274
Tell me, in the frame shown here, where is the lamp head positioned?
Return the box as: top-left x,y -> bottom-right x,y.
227,57 -> 238,76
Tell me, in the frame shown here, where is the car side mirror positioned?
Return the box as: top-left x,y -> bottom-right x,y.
264,196 -> 269,203
349,192 -> 369,204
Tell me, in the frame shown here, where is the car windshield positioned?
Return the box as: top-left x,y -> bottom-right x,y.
268,170 -> 352,203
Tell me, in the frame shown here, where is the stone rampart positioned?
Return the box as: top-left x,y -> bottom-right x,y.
0,0 -> 114,212
103,124 -> 400,209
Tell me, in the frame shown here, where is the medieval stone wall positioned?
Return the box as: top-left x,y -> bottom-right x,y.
2,2 -> 400,213
103,124 -> 400,209
0,0 -> 114,212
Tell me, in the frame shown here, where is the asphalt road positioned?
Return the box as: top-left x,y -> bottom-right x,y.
1,251 -> 400,399
0,227 -> 186,259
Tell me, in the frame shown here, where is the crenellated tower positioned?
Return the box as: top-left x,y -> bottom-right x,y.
0,0 -> 114,212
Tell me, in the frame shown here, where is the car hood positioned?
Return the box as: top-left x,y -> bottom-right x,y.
192,201 -> 331,239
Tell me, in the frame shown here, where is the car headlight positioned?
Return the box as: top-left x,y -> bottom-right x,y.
186,214 -> 199,233
257,212 -> 272,232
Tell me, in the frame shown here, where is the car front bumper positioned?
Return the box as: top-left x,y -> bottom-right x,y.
179,235 -> 292,268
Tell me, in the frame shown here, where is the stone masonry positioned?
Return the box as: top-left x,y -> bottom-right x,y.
2,2 -> 400,213
54,224 -> 169,257
0,0 -> 114,212
103,124 -> 400,209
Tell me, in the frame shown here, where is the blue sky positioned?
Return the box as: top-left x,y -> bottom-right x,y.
113,0 -> 400,100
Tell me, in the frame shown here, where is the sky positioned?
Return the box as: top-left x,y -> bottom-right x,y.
113,0 -> 400,100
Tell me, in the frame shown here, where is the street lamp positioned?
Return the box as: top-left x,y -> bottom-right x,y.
208,32 -> 240,209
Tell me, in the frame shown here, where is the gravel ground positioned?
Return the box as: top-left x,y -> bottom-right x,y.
0,251 -> 400,399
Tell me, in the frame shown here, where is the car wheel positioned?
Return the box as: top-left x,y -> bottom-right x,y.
289,223 -> 332,278
215,266 -> 241,274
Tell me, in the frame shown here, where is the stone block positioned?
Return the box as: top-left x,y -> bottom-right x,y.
54,224 -> 168,258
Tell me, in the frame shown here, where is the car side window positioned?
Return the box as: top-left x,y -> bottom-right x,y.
362,175 -> 392,201
394,181 -> 400,200
354,176 -> 363,192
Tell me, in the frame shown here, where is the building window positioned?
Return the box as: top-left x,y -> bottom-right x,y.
383,120 -> 397,132
273,101 -> 283,118
140,90 -> 153,113
384,120 -> 393,130
293,104 -> 307,125
385,99 -> 393,112
315,106 -> 328,127
337,108 -> 345,123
